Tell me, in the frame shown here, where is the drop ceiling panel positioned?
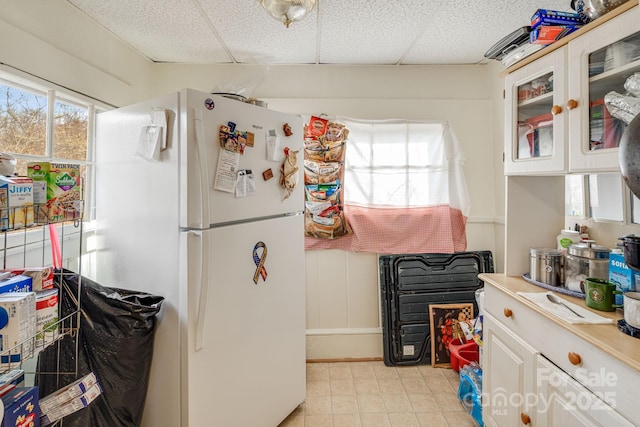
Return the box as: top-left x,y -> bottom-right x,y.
318,0 -> 445,64
66,0 -> 584,65
68,0 -> 233,63
402,0 -> 575,64
201,0 -> 318,64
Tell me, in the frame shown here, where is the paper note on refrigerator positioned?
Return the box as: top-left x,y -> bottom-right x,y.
214,149 -> 240,193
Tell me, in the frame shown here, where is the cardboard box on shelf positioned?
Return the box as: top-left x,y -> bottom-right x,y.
27,162 -> 82,223
0,177 -> 34,230
531,9 -> 585,29
530,25 -> 581,45
1,268 -> 53,292
0,292 -> 36,365
0,275 -> 32,294
1,386 -> 39,427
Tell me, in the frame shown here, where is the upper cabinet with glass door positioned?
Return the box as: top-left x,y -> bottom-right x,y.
567,6 -> 640,172
505,48 -> 567,175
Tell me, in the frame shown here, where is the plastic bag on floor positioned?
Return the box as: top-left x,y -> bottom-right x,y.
36,269 -> 164,427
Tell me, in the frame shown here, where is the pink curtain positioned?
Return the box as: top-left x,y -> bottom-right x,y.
304,204 -> 467,254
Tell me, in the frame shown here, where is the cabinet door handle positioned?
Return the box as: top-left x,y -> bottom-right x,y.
568,352 -> 582,366
567,99 -> 578,110
551,105 -> 563,115
521,412 -> 531,425
503,308 -> 513,318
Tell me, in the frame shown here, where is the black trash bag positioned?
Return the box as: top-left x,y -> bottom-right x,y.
36,269 -> 164,427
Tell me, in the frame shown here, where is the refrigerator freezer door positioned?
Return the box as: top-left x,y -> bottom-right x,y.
180,89 -> 305,229
184,214 -> 305,427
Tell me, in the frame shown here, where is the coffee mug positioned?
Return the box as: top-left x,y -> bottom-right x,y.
624,292 -> 640,329
584,278 -> 623,312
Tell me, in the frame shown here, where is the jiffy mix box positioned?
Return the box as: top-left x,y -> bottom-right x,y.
0,177 -> 34,230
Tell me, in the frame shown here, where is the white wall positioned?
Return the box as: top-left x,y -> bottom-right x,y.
0,0 -> 153,107
0,1 -> 505,360
153,64 -> 501,359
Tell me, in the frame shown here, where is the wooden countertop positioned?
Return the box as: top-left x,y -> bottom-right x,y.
479,273 -> 640,372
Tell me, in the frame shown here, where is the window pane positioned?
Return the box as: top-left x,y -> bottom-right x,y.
53,99 -> 88,161
565,175 -> 584,217
0,83 -> 47,158
588,173 -> 624,222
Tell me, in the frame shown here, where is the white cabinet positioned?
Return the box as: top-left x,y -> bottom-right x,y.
504,4 -> 640,175
482,278 -> 640,427
567,6 -> 640,172
483,312 -> 537,427
505,49 -> 567,175
536,356 -> 634,427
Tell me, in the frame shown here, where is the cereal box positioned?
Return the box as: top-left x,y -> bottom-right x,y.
27,162 -> 82,223
0,177 -> 34,230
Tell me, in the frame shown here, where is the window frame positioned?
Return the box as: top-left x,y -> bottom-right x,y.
0,66 -> 108,224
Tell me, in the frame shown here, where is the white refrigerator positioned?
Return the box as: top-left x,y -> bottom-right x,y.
93,89 -> 306,427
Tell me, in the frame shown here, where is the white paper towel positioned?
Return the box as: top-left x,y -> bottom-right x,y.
517,292 -> 614,324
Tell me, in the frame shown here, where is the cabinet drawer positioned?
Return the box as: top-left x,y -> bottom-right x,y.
484,285 -> 639,423
536,356 -> 634,426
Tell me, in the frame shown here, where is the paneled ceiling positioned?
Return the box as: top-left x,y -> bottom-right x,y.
66,0 -> 574,65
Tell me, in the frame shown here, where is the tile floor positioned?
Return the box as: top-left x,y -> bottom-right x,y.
278,361 -> 477,427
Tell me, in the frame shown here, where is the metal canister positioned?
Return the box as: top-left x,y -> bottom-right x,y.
530,248 -> 564,286
564,240 -> 611,292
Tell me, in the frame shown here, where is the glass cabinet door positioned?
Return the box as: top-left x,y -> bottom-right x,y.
505,48 -> 566,175
568,7 -> 640,172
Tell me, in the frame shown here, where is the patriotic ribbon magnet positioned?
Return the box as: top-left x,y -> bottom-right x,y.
253,241 -> 268,284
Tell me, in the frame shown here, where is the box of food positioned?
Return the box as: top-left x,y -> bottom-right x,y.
1,386 -> 39,427
609,251 -> 640,305
0,275 -> 33,294
38,372 -> 98,414
27,162 -> 82,223
0,176 -> 34,230
530,25 -> 580,45
0,292 -> 36,365
531,9 -> 585,29
2,268 -> 53,291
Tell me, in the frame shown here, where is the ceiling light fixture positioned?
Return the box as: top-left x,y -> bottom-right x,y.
259,0 -> 317,28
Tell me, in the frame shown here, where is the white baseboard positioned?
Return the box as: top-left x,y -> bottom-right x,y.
306,328 -> 383,360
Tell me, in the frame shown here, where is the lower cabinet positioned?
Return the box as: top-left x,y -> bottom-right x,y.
483,282 -> 637,426
483,313 -> 537,427
535,356 -> 633,427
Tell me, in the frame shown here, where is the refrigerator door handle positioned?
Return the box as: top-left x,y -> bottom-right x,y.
191,230 -> 209,351
194,109 -> 211,228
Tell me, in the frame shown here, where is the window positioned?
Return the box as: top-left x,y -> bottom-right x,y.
306,118 -> 470,254
0,71 -> 99,222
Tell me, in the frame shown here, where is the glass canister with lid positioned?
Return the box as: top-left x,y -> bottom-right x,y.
564,240 -> 611,292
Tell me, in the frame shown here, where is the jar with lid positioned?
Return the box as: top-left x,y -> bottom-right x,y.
557,229 -> 581,252
564,240 -> 611,292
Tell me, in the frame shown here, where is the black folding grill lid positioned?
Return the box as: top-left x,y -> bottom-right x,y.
379,251 -> 494,366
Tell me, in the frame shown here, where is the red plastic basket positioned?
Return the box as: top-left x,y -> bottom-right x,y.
449,339 -> 479,372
